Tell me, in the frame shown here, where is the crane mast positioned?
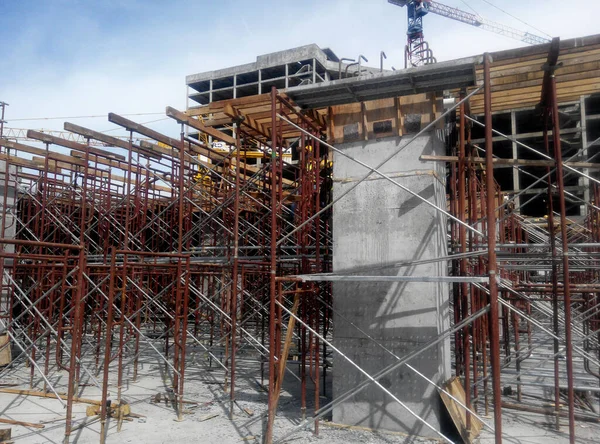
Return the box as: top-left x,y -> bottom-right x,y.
388,0 -> 551,68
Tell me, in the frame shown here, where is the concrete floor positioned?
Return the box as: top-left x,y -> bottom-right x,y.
1,343 -> 600,443
479,409 -> 596,444
0,359 -> 437,444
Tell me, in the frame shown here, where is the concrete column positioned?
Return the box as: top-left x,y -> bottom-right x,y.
332,134 -> 451,438
258,70 -> 262,95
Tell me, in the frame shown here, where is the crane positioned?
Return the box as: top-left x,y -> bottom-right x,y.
388,0 -> 551,68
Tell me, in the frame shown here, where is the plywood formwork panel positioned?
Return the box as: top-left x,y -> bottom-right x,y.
328,93 -> 443,144
468,36 -> 600,114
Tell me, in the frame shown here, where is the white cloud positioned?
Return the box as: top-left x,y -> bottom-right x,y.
0,0 -> 596,141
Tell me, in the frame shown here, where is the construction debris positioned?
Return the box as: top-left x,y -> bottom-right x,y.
0,429 -> 10,442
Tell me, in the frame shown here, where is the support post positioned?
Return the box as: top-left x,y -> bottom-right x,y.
549,66 -> 577,444
483,53 -> 503,443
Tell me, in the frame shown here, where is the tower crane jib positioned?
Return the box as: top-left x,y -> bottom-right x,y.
388,0 -> 551,68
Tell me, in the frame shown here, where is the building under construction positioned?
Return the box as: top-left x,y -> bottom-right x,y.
1,19 -> 600,444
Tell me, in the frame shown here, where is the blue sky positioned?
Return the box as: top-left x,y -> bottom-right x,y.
0,0 -> 598,139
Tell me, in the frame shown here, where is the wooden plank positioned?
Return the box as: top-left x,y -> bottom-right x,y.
108,113 -> 181,149
0,153 -> 62,174
439,377 -> 483,444
488,40 -> 600,68
32,157 -> 80,173
0,388 -> 106,406
166,106 -> 236,145
0,335 -> 10,366
480,52 -> 600,84
0,139 -> 87,170
0,418 -> 43,429
70,151 -> 144,175
399,93 -> 437,129
48,152 -> 86,167
479,59 -> 600,92
207,93 -> 272,112
64,122 -> 162,160
190,116 -> 232,127
139,140 -> 177,157
429,92 -> 438,128
304,108 -> 327,129
223,104 -> 271,140
364,98 -> 396,140
276,293 -> 300,391
29,157 -> 172,192
480,46 -> 600,75
26,130 -> 125,161
361,102 -> 368,141
327,107 -> 335,142
271,293 -> 301,416
394,96 -> 403,137
470,83 -> 600,114
0,139 -> 47,157
490,66 -> 600,95
329,102 -> 362,144
187,93 -> 275,116
470,82 -> 598,107
328,93 -> 439,143
182,146 -> 295,189
469,84 -> 600,114
190,93 -> 320,142
466,42 -> 600,115
229,103 -> 274,116
488,77 -> 598,100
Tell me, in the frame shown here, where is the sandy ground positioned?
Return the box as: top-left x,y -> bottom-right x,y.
479,409 -> 596,444
1,347 -> 437,444
1,343 -> 600,443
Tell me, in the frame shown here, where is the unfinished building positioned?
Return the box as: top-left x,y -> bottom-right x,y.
185,44 -> 382,106
0,33 -> 600,444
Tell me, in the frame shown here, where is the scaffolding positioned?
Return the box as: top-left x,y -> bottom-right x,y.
0,37 -> 599,444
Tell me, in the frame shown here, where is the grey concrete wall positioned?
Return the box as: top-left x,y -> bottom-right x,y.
331,134 -> 451,437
